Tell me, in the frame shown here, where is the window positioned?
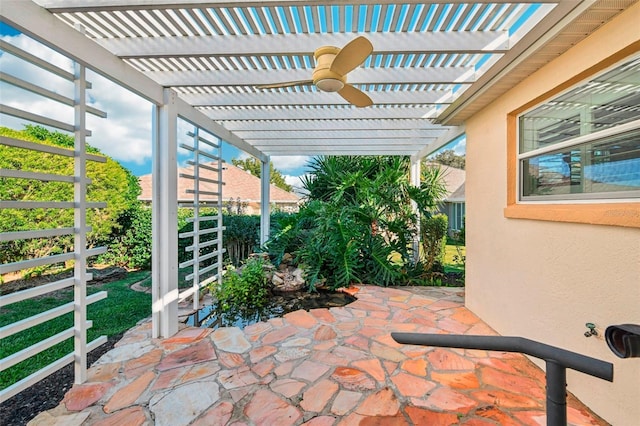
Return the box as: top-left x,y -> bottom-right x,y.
517,56 -> 640,201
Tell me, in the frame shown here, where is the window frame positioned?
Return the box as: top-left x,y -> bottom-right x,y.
505,49 -> 640,228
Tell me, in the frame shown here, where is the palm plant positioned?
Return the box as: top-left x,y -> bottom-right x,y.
269,156 -> 447,289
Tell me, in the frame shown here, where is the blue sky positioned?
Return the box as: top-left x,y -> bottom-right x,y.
0,21 -> 465,185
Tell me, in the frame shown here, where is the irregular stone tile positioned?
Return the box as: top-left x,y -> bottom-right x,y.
162,328 -> 212,348
302,416 -> 337,426
344,335 -> 370,351
348,302 -> 387,313
331,390 -> 363,415
370,342 -> 407,363
567,405 -> 605,426
244,389 -> 302,425
124,348 -> 163,379
104,370 -> 155,413
275,347 -> 311,362
480,366 -> 545,399
249,345 -> 277,363
149,380 -> 220,426
300,379 -> 339,412
336,413 -> 366,426
310,308 -> 337,323
261,326 -> 299,345
63,382 -> 113,411
28,411 -> 90,426
415,387 -> 477,414
373,334 -> 404,348
88,362 -> 120,382
351,359 -> 385,382
269,318 -> 285,327
243,321 -> 272,337
330,307 -> 353,319
505,358 -> 546,384
427,349 -> 476,371
391,372 -> 436,397
211,327 -> 251,353
331,367 -> 376,391
192,401 -> 234,426
404,406 -> 459,426
333,346 -> 369,361
93,406 -> 147,426
218,367 -> 259,389
314,325 -> 337,341
151,368 -> 184,391
355,387 -> 400,416
369,311 -> 390,319
460,420 -> 497,426
512,410 -> 547,426
428,300 -> 461,311
360,415 -> 409,426
474,406 -> 520,426
252,359 -> 276,377
284,310 -> 318,328
432,371 -> 480,389
401,358 -> 428,377
477,358 -> 520,375
471,390 -> 541,408
311,350 -> 349,366
349,309 -> 369,318
181,363 -> 221,383
156,340 -> 217,371
451,308 -> 481,325
97,341 -> 155,364
383,361 -> 398,375
218,351 -> 245,368
282,337 -> 312,347
290,360 -> 330,382
230,386 -> 253,402
314,341 -> 336,351
274,360 -> 295,376
270,378 -> 307,398
338,286 -> 359,296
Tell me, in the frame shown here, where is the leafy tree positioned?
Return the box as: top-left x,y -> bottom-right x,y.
429,149 -> 465,169
0,126 -> 141,273
231,157 -> 293,192
266,156 -> 447,289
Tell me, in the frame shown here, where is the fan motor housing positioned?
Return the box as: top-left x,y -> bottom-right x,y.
313,46 -> 346,92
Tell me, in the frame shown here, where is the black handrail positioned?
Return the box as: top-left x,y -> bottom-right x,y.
391,333 -> 614,426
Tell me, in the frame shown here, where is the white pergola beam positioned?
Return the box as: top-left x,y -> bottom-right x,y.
145,67 -> 474,87
252,139 -> 428,148
39,0 -> 558,13
99,32 -> 507,58
182,90 -> 451,107
201,106 -> 436,120
264,147 -> 422,155
412,125 -> 466,161
220,119 -> 444,132
239,129 -> 446,140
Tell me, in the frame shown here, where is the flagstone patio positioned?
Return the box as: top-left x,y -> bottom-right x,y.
29,286 -> 607,426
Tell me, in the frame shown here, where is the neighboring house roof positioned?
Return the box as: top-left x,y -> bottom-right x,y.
425,163 -> 466,203
138,162 -> 300,204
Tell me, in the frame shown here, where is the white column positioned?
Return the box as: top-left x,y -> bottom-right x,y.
152,89 -> 179,338
260,157 -> 271,246
73,58 -> 88,383
410,157 -> 421,264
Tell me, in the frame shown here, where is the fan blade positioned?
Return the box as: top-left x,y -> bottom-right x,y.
255,80 -> 314,89
330,36 -> 373,76
338,84 -> 373,108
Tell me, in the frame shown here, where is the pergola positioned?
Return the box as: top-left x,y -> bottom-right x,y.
0,0 -> 630,396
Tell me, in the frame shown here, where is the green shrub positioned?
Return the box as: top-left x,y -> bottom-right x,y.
98,203 -> 152,269
421,213 -> 449,274
214,257 -> 269,311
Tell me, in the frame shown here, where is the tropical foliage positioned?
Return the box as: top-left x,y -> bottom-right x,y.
265,156 -> 448,289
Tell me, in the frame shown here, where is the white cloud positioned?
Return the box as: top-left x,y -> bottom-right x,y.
271,155 -> 310,173
453,138 -> 467,155
284,174 -> 310,196
1,33 -> 152,165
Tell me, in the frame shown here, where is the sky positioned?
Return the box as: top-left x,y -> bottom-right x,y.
0,23 -> 465,190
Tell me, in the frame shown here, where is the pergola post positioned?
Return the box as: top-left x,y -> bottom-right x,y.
152,89 -> 179,338
260,157 -> 271,246
410,157 -> 421,264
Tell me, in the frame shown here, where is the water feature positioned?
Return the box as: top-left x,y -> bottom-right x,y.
185,290 -> 356,329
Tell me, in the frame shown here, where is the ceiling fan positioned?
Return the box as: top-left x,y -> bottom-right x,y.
256,36 -> 374,108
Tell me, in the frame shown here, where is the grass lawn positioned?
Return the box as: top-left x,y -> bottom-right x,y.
443,242 -> 466,274
0,270 -> 152,390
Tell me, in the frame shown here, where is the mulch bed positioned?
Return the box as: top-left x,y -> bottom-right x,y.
0,333 -> 122,426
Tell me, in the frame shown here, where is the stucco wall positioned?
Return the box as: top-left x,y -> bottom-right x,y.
464,4 -> 640,425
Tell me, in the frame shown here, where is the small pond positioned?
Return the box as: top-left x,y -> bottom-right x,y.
185,290 -> 356,329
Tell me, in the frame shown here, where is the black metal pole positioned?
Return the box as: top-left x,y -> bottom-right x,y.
545,360 -> 567,426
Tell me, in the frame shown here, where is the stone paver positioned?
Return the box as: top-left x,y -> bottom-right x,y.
29,286 -> 608,426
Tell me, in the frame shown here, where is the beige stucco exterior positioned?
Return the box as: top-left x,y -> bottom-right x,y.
464,4 -> 640,425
